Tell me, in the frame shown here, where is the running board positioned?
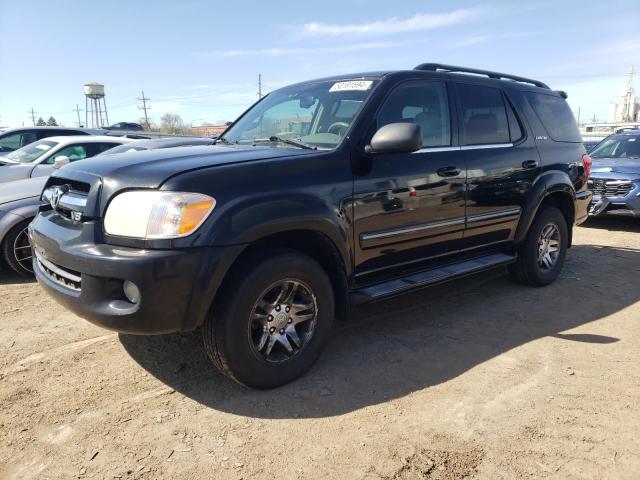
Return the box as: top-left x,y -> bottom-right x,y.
351,252 -> 516,304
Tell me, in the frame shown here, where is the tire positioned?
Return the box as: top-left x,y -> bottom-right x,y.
2,219 -> 34,277
203,249 -> 335,389
509,206 -> 568,286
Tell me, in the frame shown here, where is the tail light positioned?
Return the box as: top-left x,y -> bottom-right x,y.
582,153 -> 592,178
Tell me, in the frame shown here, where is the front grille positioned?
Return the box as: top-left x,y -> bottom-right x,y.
42,177 -> 92,221
46,176 -> 91,194
588,179 -> 634,197
35,251 -> 82,291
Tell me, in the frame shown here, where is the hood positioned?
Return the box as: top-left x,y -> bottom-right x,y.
55,144 -> 315,189
590,157 -> 640,179
0,176 -> 47,205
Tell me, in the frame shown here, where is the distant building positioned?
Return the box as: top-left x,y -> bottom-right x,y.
190,124 -> 228,137
608,66 -> 639,123
580,67 -> 640,140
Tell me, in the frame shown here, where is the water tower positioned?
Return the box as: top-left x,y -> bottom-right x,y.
83,82 -> 109,128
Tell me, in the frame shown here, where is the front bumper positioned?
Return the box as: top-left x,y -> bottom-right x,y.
29,211 -> 242,334
588,181 -> 640,217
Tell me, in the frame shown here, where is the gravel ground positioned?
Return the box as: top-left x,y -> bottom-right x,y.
1,217 -> 639,480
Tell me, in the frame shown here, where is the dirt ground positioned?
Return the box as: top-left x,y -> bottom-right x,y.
1,217 -> 639,480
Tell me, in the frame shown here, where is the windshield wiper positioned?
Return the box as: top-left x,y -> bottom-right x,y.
253,136 -> 316,150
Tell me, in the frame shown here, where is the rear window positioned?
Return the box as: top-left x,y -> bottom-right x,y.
525,92 -> 581,142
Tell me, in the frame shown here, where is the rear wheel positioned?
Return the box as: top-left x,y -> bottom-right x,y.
203,250 -> 334,388
2,219 -> 34,277
509,206 -> 568,286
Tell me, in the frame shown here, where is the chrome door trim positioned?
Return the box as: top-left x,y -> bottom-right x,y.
361,216 -> 466,242
466,207 -> 521,224
460,143 -> 513,151
412,146 -> 461,154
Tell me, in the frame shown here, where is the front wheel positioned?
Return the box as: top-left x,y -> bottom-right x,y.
509,206 -> 568,286
203,250 -> 334,388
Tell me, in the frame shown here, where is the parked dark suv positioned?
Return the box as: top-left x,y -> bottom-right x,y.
29,64 -> 592,388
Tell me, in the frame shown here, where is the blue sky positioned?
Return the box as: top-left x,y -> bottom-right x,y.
0,0 -> 638,128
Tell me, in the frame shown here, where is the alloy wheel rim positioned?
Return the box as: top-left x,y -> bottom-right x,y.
13,226 -> 33,273
249,279 -> 318,363
537,222 -> 560,271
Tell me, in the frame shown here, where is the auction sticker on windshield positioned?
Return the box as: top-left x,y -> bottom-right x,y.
329,81 -> 373,92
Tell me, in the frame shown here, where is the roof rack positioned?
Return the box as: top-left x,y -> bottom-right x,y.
413,63 -> 549,89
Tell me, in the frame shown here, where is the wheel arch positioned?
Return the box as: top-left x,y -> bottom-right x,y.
515,171 -> 576,246
188,227 -> 351,331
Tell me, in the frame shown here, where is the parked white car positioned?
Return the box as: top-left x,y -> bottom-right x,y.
0,136 -> 132,183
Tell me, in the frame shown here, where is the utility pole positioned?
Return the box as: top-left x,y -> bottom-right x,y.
137,90 -> 151,128
73,104 -> 84,127
28,108 -> 37,126
258,74 -> 263,99
577,106 -> 581,126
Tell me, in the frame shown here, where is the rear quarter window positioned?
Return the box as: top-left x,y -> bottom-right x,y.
525,92 -> 581,142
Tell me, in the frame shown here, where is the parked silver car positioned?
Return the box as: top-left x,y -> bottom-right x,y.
0,136 -> 131,183
0,177 -> 47,275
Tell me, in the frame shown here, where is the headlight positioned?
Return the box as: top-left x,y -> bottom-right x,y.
104,190 -> 216,239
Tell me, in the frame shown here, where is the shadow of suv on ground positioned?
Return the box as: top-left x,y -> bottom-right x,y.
116,243 -> 636,418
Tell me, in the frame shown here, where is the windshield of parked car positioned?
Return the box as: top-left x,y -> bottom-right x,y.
590,135 -> 640,159
3,140 -> 58,163
220,78 -> 379,149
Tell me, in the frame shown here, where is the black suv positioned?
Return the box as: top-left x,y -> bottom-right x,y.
29,64 -> 592,388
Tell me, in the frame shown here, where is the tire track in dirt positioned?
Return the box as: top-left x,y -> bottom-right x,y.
0,333 -> 117,376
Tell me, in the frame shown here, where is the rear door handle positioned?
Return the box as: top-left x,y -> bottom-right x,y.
437,166 -> 461,177
522,160 -> 539,169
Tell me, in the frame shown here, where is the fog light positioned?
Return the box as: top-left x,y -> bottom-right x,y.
123,280 -> 141,304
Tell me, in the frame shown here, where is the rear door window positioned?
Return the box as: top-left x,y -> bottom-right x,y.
457,84 -> 510,145
525,92 -> 581,142
85,142 -> 122,156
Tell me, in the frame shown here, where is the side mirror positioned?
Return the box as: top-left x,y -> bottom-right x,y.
366,122 -> 422,154
52,155 -> 70,169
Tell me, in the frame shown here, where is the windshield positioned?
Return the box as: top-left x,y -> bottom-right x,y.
220,79 -> 379,149
590,135 -> 640,159
3,140 -> 58,163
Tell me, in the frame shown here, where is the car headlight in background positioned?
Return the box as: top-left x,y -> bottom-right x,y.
104,191 -> 216,239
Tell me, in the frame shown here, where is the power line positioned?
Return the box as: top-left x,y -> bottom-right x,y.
28,108 -> 37,126
137,90 -> 151,127
73,104 -> 83,127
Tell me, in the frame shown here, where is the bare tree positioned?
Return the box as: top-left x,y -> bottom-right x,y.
160,113 -> 186,135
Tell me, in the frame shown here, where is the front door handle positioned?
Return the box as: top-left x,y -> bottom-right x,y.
437,166 -> 461,177
522,160 -> 539,169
